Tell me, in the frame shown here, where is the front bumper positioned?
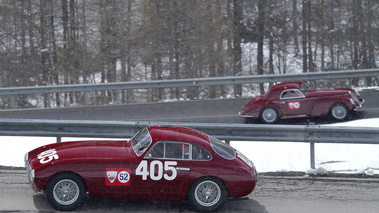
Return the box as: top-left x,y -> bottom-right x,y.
238,111 -> 255,118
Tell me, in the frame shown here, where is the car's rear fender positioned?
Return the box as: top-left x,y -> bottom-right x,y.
184,175 -> 229,200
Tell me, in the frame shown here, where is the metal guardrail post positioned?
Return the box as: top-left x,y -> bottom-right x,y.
196,86 -> 200,99
122,90 -> 126,104
307,123 -> 316,169
10,96 -> 15,109
158,88 -> 162,101
310,142 -> 315,169
84,92 -> 89,106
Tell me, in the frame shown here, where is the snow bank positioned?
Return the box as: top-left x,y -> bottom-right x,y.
1,119 -> 379,175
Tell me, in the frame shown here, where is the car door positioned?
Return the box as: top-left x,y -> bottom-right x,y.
278,89 -> 313,118
130,141 -> 192,200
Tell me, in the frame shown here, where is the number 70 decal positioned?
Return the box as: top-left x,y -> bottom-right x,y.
136,160 -> 178,181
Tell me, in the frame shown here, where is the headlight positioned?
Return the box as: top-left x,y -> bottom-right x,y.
24,152 -> 29,167
26,161 -> 34,185
30,169 -> 35,184
350,98 -> 355,105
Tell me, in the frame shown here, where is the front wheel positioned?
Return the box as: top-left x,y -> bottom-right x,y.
329,103 -> 348,121
260,107 -> 279,124
45,173 -> 87,211
187,177 -> 228,212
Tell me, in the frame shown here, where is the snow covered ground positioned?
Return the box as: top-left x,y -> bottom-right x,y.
1,118 -> 379,175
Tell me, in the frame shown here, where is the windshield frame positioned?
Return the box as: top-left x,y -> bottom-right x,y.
130,128 -> 152,157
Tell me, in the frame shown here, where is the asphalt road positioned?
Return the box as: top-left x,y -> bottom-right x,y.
1,168 -> 379,213
0,91 -> 377,124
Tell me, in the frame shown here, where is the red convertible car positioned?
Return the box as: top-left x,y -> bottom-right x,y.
239,81 -> 364,124
25,125 -> 258,212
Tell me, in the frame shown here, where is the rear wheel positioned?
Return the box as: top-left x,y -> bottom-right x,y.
45,173 -> 86,211
188,177 -> 228,212
329,103 -> 348,121
260,107 -> 279,124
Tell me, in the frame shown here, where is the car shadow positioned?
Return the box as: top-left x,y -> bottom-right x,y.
245,110 -> 367,125
33,193 -> 268,212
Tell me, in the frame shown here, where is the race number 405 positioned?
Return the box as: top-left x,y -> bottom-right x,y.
136,160 -> 177,181
37,149 -> 59,164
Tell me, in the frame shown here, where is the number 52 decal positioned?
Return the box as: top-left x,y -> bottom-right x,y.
136,160 -> 177,181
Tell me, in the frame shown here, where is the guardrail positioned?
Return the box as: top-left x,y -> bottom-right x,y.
1,119 -> 378,169
1,68 -> 379,108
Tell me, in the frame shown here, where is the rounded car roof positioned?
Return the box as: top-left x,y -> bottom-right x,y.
264,82 -> 303,100
146,125 -> 211,147
270,81 -> 302,91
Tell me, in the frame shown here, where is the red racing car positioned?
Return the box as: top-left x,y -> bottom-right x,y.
25,125 -> 258,212
239,81 -> 364,124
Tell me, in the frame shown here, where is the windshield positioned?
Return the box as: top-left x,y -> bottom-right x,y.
209,135 -> 236,160
130,128 -> 152,156
300,82 -> 312,92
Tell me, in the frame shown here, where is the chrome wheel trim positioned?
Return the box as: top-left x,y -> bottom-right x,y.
262,108 -> 277,123
53,179 -> 80,205
194,180 -> 221,207
332,105 -> 347,119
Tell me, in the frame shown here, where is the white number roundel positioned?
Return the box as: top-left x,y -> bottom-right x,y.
118,171 -> 130,183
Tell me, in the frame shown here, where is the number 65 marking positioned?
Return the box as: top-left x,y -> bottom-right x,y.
136,160 -> 177,181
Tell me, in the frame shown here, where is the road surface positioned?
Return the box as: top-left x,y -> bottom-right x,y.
1,167 -> 378,213
0,90 -> 377,124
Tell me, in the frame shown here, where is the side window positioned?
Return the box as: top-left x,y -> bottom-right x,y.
281,89 -> 304,99
148,142 -> 164,158
146,142 -> 211,161
192,145 -> 212,161
146,141 -> 189,160
165,142 -> 183,159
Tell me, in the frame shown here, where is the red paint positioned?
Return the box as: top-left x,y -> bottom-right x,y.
26,125 -> 257,202
240,81 -> 364,122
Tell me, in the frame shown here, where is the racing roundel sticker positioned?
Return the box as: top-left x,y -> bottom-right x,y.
288,101 -> 300,110
106,168 -> 131,186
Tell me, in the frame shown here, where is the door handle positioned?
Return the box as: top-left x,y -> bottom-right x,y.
176,167 -> 190,171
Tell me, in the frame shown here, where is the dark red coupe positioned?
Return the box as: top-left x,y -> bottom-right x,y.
239,81 -> 364,124
25,125 -> 258,212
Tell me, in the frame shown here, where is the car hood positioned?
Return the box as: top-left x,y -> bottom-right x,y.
27,140 -> 134,168
305,89 -> 352,98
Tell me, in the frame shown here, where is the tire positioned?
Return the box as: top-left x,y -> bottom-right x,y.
260,107 -> 279,124
329,103 -> 348,121
187,177 -> 228,212
45,173 -> 87,211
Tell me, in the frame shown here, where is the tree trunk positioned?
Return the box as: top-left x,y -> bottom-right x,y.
257,0 -> 265,94
232,0 -> 243,97
301,0 -> 308,73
